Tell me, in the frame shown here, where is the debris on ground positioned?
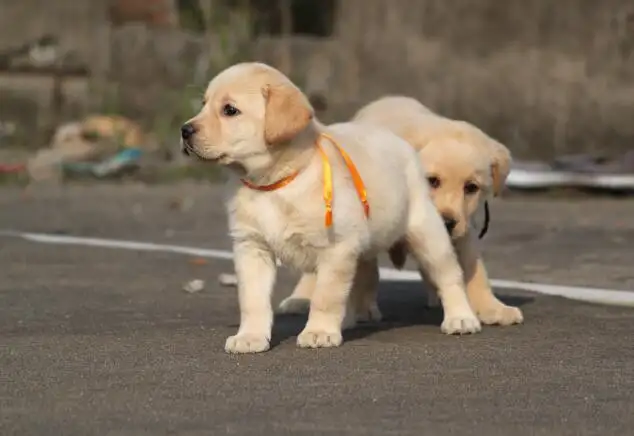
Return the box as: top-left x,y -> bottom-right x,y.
0,163 -> 25,174
182,279 -> 205,293
0,148 -> 30,183
3,111 -> 223,185
80,115 -> 149,150
189,257 -> 208,266
218,273 -> 238,287
27,122 -> 95,182
26,115 -> 153,183
63,148 -> 143,178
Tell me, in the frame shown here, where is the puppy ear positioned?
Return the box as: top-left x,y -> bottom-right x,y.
486,138 -> 512,196
262,84 -> 314,145
451,120 -> 511,196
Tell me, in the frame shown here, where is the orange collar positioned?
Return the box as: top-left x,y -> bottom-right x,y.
240,133 -> 370,227
240,171 -> 298,191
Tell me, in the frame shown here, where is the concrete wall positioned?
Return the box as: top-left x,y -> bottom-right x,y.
0,0 -> 110,140
1,0 -> 633,157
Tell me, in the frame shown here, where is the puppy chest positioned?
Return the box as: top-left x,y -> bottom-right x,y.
251,196 -> 326,266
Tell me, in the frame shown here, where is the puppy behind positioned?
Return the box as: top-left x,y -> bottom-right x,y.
356,96 -> 522,325
182,63 -> 480,354
280,96 -> 522,326
353,96 -> 509,239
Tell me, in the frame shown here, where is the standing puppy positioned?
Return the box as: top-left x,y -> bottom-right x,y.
181,64 -> 480,354
280,96 -> 522,326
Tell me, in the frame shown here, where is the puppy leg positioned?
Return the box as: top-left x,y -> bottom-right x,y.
456,234 -> 524,325
297,245 -> 357,348
350,257 -> 382,323
278,260 -> 381,322
224,239 -> 276,354
407,198 -> 481,334
277,272 -> 315,315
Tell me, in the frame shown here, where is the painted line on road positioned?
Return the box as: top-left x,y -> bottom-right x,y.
2,230 -> 634,307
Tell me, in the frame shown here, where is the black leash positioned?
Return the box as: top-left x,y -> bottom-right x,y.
478,201 -> 490,239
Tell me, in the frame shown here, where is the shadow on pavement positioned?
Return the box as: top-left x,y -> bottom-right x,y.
267,281 -> 535,348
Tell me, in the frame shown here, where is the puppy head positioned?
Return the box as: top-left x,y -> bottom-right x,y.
411,122 -> 511,239
180,62 -> 314,175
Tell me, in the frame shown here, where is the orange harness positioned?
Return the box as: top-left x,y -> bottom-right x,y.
240,133 -> 370,227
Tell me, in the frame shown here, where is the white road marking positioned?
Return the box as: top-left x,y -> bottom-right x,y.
377,268 -> 634,307
2,230 -> 634,307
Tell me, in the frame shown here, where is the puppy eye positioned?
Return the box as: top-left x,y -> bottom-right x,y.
464,182 -> 480,195
427,176 -> 441,189
222,103 -> 240,117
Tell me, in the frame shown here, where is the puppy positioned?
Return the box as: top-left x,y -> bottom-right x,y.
181,63 -> 480,354
281,95 -> 522,325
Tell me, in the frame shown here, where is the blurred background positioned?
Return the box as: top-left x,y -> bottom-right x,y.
0,0 -> 633,185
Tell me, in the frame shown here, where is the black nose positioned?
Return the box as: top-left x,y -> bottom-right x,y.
181,123 -> 196,140
443,217 -> 457,233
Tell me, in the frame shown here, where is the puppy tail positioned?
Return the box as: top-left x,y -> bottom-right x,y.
388,239 -> 408,270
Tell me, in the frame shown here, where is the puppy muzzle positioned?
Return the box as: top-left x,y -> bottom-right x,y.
181,143 -> 191,156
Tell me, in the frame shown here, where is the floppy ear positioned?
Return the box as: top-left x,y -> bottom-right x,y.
486,137 -> 512,196
262,84 -> 314,145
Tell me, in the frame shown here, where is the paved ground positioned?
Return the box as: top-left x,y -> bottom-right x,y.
1,184 -> 633,436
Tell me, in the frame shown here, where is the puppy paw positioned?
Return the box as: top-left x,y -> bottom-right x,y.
225,334 -> 270,354
276,297 -> 310,315
356,303 -> 383,323
297,329 -> 343,349
441,311 -> 482,335
478,304 -> 524,326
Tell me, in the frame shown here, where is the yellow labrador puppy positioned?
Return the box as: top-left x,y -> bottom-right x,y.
181,63 -> 480,354
281,96 -> 522,326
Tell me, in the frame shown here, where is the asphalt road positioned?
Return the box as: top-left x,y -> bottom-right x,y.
1,184 -> 633,436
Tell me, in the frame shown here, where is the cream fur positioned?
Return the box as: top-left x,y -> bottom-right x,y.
182,64 -> 480,354
280,95 -> 522,326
